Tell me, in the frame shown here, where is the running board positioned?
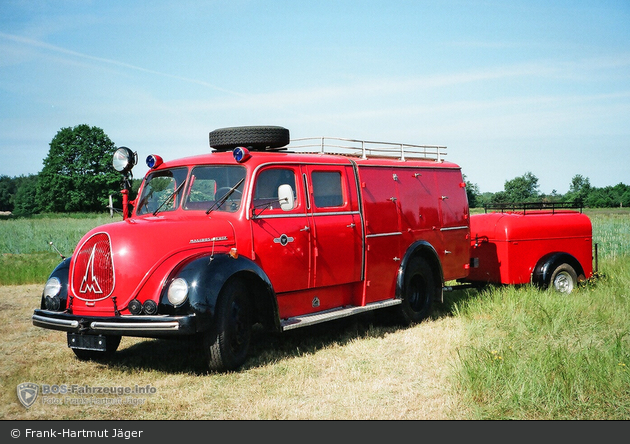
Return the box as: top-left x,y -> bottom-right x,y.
280,299 -> 402,331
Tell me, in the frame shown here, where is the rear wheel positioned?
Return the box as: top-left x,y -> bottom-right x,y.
204,280 -> 253,372
549,263 -> 578,294
396,257 -> 437,325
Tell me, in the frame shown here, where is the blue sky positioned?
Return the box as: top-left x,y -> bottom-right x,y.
1,0 -> 629,193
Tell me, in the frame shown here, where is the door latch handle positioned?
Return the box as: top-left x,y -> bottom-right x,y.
300,226 -> 310,231
347,223 -> 356,228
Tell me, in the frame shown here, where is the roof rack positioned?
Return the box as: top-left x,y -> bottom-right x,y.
484,201 -> 583,214
286,137 -> 447,162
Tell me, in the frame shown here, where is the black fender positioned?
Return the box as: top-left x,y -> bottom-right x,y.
160,253 -> 279,331
396,241 -> 444,303
532,252 -> 584,289
41,257 -> 72,310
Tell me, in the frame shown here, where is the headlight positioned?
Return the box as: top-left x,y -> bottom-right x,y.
44,277 -> 61,298
44,277 -> 62,310
167,278 -> 189,306
113,147 -> 137,173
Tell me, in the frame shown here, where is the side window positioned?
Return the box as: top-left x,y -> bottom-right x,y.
312,171 -> 343,208
254,168 -> 298,211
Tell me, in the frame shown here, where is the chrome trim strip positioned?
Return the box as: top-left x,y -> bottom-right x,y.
32,314 -> 79,329
440,226 -> 469,232
253,212 -> 309,219
311,211 -> 360,217
254,210 -> 360,219
365,232 -> 402,238
90,321 -> 180,332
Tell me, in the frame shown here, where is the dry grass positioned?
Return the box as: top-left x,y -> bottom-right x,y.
1,284 -> 471,420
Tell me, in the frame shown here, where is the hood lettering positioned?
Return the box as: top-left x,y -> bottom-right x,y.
190,236 -> 228,244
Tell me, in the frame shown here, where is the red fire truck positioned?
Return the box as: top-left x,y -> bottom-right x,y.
32,126 -> 594,371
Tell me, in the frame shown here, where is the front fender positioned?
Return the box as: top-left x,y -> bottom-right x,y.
41,257 -> 72,310
160,253 -> 278,329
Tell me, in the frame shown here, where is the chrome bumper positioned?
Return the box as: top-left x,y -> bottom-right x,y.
32,309 -> 199,337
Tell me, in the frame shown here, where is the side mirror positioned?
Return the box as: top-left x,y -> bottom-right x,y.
278,184 -> 295,211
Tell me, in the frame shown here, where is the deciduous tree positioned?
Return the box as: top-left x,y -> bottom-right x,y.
36,125 -> 121,213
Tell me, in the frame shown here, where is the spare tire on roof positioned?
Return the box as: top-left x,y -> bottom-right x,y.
209,126 -> 290,151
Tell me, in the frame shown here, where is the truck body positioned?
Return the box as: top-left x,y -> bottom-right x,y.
32,126 -> 594,371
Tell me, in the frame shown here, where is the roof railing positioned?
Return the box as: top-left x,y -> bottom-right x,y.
286,137 -> 447,162
484,201 -> 584,215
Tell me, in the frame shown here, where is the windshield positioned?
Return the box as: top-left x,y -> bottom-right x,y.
136,168 -> 188,216
184,165 -> 246,213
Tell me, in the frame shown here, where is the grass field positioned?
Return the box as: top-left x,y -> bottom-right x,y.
1,209 -> 629,419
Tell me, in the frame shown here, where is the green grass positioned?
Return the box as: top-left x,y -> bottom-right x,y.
447,256 -> 630,419
0,213 -> 117,284
587,210 -> 630,260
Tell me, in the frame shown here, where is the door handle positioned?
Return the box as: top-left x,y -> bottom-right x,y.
300,226 -> 310,231
347,223 -> 356,228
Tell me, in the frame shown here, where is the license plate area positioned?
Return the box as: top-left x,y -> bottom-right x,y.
67,333 -> 108,351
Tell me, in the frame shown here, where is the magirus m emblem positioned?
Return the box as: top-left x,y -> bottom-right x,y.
17,382 -> 39,408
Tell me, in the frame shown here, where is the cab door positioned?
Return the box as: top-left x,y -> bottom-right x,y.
251,165 -> 312,293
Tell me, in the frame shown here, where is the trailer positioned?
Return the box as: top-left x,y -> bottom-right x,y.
463,202 -> 594,293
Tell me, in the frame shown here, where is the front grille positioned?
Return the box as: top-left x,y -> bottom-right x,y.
72,233 -> 115,301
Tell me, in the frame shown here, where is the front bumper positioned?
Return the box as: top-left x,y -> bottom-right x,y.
32,309 -> 200,338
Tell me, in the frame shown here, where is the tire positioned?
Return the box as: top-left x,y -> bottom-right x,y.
548,263 -> 578,294
70,335 -> 121,361
209,126 -> 290,151
204,279 -> 253,372
396,257 -> 437,325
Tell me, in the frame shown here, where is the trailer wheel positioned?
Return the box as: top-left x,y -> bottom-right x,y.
70,334 -> 121,361
204,279 -> 253,372
549,263 -> 578,294
209,126 -> 290,151
397,257 -> 436,325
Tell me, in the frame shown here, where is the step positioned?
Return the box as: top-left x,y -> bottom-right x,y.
280,299 -> 402,331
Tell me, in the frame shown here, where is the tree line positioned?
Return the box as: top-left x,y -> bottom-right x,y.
464,172 -> 630,209
1,124 -> 628,217
1,125 -> 130,217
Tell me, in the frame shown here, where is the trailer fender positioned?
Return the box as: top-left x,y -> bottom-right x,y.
161,254 -> 278,331
532,252 -> 584,292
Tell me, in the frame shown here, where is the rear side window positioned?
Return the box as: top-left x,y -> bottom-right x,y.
312,171 -> 343,208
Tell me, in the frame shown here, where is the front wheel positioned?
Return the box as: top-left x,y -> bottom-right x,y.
396,257 -> 438,325
203,280 -> 253,372
549,263 -> 578,294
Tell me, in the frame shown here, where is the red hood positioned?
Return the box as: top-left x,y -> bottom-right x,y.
68,215 -> 236,315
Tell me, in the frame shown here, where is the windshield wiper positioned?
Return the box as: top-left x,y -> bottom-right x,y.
206,178 -> 245,215
153,180 -> 187,216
